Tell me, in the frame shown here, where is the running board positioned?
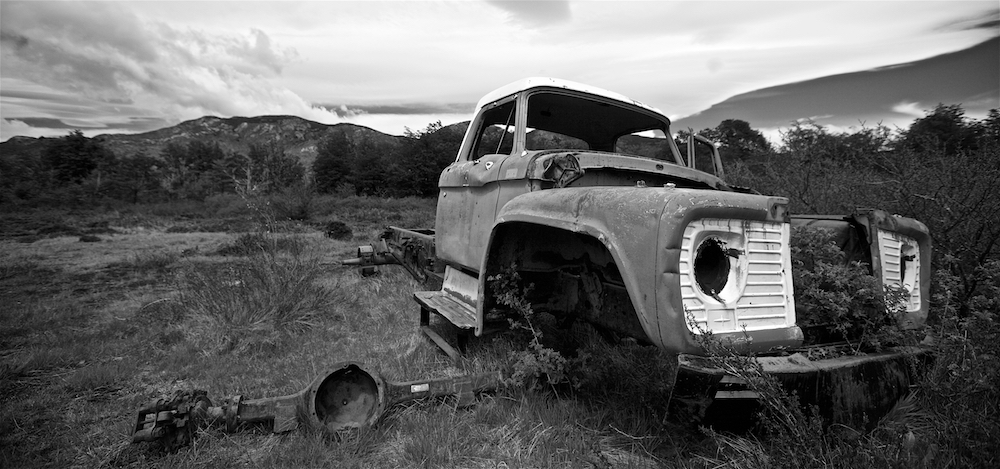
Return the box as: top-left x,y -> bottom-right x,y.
414,290 -> 477,362
414,290 -> 477,329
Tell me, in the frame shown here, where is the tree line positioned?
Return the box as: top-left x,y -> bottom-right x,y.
0,132 -> 306,204
0,121 -> 465,205
311,121 -> 463,198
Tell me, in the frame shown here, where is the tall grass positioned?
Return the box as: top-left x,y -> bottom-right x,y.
179,251 -> 335,355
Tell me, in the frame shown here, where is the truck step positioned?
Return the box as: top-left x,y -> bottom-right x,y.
414,291 -> 477,330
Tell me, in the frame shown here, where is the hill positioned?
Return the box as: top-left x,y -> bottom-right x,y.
0,115 -> 411,171
673,36 -> 999,131
96,115 -> 405,170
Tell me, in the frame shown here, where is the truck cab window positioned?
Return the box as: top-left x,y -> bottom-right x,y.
527,91 -> 670,159
615,129 -> 673,161
471,100 -> 516,160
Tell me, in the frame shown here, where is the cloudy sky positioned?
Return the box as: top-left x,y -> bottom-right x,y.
1,0 -> 998,142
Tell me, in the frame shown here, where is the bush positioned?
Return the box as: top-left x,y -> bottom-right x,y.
323,220 -> 353,240
790,227 -> 909,352
215,232 -> 304,257
488,266 -> 572,391
179,251 -> 333,355
915,263 -> 1000,467
269,184 -> 314,221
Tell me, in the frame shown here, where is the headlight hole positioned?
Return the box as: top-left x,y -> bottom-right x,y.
695,237 -> 730,296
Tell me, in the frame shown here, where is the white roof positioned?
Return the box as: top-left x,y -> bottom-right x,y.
474,77 -> 667,118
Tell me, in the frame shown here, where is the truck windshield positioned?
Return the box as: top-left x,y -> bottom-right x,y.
525,91 -> 673,161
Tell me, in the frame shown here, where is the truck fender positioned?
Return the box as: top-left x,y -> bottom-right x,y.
474,187 -> 667,348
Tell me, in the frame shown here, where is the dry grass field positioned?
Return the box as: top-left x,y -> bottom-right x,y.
2,193 -> 997,468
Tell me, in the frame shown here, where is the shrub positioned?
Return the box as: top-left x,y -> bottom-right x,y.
120,251 -> 180,273
488,266 -> 572,391
323,220 -> 353,240
915,262 -> 1000,467
179,252 -> 333,355
215,232 -> 304,257
790,227 -> 909,352
269,184 -> 314,221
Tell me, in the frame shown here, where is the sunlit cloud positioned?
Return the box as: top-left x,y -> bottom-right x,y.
0,0 -> 343,141
344,113 -> 472,136
485,0 -> 571,26
893,101 -> 927,118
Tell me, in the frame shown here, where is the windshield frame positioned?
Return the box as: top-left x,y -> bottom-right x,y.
522,87 -> 684,165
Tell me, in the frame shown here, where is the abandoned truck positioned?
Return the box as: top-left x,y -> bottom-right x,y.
346,77 -> 931,424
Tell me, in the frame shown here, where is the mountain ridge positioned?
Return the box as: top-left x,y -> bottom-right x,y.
673,36 -> 999,131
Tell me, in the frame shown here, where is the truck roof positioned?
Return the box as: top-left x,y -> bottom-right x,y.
474,77 -> 667,121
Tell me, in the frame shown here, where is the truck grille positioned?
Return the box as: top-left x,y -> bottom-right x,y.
679,218 -> 795,334
876,230 -> 921,313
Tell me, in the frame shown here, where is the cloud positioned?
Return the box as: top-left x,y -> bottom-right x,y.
934,7 -> 1000,32
0,1 -> 340,138
314,102 -> 475,116
892,101 -> 926,118
1,119 -> 36,139
345,113 -> 471,136
485,0 -> 571,26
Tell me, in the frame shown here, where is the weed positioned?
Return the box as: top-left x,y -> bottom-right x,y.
269,184 -> 315,221
179,253 -> 334,355
215,232 -> 304,257
488,265 -> 574,391
323,220 -> 353,240
119,251 -> 180,273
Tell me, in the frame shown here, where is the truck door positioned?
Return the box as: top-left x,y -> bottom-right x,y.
436,98 -> 517,271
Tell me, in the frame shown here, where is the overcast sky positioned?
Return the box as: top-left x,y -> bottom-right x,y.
1,0 -> 998,142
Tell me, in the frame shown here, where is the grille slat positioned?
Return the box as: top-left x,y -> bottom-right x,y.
877,230 -> 921,312
680,218 -> 793,334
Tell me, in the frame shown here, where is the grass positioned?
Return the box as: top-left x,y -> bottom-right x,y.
179,252 -> 335,355
0,198 -> 996,468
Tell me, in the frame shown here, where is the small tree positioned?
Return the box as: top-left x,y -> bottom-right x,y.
247,142 -> 305,194
899,104 -> 981,156
313,132 -> 354,193
701,118 -> 773,160
111,152 -> 161,203
42,130 -> 111,184
399,121 -> 464,196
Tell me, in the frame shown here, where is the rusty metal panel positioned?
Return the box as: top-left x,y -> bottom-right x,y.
414,290 -> 477,329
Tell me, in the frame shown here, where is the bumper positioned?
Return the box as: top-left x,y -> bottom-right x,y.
669,346 -> 931,429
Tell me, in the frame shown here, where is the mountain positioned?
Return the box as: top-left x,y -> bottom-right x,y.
0,116 -> 481,172
673,36 -> 999,132
97,115 -> 405,169
0,115 -> 407,170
